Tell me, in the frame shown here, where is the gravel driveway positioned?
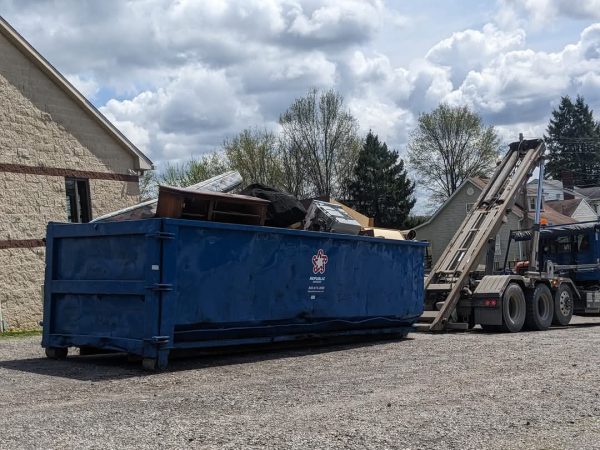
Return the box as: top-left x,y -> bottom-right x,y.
1,316 -> 599,449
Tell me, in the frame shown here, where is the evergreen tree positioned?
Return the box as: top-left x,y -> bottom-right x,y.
346,131 -> 416,228
546,95 -> 600,186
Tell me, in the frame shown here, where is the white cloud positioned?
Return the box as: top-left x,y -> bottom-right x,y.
101,65 -> 262,160
426,24 -> 525,86
440,24 -> 600,128
1,0 -> 600,213
65,74 -> 99,99
496,0 -> 600,28
287,0 -> 384,44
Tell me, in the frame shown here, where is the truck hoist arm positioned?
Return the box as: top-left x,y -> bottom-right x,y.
425,138 -> 546,331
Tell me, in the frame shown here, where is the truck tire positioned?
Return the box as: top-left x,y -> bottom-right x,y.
501,283 -> 526,332
525,283 -> 553,331
552,284 -> 574,326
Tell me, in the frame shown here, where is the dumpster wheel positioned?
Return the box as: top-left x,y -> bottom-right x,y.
45,347 -> 68,359
142,357 -> 167,372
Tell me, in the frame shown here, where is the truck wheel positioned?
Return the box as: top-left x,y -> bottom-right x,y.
45,347 -> 68,359
501,283 -> 526,332
525,284 -> 554,331
552,284 -> 574,326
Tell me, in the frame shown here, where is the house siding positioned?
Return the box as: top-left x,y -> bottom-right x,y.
496,212 -> 524,269
415,182 -> 482,265
415,181 -> 525,270
0,32 -> 141,330
572,201 -> 597,222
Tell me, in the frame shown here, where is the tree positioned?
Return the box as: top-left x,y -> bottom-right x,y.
545,95 -> 600,186
279,88 -> 360,198
407,103 -> 499,207
346,131 -> 416,228
224,128 -> 283,187
159,152 -> 229,187
139,170 -> 157,200
403,215 -> 430,229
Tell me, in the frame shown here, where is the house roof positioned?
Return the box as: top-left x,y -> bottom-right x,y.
575,186 -> 600,200
527,179 -> 564,189
0,17 -> 153,170
470,176 -> 488,190
533,203 -> 575,225
545,199 -> 582,217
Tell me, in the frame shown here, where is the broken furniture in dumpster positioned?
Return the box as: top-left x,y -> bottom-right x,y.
91,171 -> 244,223
156,185 -> 269,226
41,218 -> 427,370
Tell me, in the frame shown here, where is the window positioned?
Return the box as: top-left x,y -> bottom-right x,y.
551,236 -> 571,254
466,203 -> 474,213
529,196 -> 537,210
577,234 -> 590,252
65,178 -> 91,223
424,241 -> 433,270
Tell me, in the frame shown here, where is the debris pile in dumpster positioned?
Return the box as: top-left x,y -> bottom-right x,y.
91,171 -> 243,222
240,183 -> 307,228
91,169 -> 415,239
155,185 -> 269,226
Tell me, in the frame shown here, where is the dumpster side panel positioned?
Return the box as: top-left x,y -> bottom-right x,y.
165,220 -> 425,344
42,220 -> 163,357
43,219 -> 426,362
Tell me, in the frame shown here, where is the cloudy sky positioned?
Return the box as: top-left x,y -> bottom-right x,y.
2,0 -> 600,205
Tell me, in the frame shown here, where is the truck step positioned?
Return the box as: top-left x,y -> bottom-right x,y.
444,322 -> 470,331
412,323 -> 432,332
412,321 -> 470,332
426,283 -> 452,291
417,311 -> 438,323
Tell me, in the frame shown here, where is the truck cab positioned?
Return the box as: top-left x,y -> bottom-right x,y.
538,221 -> 600,314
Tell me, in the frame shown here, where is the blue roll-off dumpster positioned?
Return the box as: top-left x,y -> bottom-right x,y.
42,218 -> 426,370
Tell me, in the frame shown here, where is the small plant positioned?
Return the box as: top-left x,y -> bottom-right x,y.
0,329 -> 42,339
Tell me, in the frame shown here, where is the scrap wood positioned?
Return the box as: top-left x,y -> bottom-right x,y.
156,185 -> 269,226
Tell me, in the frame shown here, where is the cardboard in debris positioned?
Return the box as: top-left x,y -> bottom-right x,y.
361,227 -> 406,240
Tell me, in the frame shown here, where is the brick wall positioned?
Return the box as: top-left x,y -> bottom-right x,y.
0,32 -> 142,330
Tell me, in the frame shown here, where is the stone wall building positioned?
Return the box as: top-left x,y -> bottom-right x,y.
0,18 -> 152,330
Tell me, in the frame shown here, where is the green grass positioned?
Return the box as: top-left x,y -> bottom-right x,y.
0,329 -> 42,339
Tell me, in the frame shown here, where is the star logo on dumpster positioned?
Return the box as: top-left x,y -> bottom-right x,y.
312,249 -> 328,274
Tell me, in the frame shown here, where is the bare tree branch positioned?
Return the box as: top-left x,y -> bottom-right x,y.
407,104 -> 499,208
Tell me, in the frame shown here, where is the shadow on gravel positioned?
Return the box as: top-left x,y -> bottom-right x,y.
0,334 -> 412,381
464,319 -> 600,335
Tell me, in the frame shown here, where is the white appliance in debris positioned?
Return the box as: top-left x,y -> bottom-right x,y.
304,200 -> 361,235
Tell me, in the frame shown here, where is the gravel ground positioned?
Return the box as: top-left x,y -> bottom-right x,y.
1,317 -> 600,450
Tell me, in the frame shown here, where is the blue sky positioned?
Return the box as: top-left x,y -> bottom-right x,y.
1,0 -> 600,210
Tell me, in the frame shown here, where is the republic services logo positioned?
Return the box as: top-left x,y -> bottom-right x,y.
312,249 -> 328,274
